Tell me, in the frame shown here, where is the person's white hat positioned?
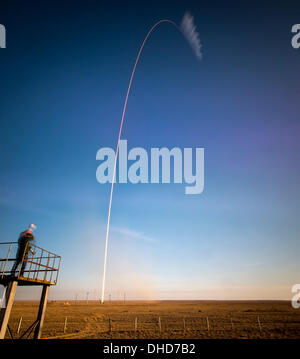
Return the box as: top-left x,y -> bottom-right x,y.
28,224 -> 37,232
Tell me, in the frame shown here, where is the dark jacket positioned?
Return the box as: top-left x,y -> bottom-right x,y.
16,231 -> 35,259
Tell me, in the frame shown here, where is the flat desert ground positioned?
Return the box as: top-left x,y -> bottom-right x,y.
5,300 -> 300,339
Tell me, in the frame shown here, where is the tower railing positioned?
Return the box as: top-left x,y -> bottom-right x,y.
0,241 -> 61,286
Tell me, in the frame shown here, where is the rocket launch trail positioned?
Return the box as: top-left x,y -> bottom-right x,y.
101,13 -> 202,303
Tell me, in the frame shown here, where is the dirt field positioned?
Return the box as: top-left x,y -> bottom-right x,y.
5,300 -> 300,339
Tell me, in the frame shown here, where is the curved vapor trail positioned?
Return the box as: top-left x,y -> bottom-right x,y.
101,17 -> 201,303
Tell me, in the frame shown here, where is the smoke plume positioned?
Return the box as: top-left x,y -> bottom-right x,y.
180,12 -> 202,60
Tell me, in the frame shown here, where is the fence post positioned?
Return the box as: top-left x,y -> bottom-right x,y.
63,317 -> 68,333
183,318 -> 186,332
230,317 -> 233,330
257,315 -> 262,333
158,317 -> 161,333
134,317 -> 137,332
206,317 -> 210,332
17,316 -> 23,334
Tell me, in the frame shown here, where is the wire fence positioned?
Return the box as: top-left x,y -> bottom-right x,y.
4,299 -> 300,339
5,312 -> 300,339
98,314 -> 300,333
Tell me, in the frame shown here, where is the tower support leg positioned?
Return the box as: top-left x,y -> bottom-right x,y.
0,281 -> 18,339
34,284 -> 50,339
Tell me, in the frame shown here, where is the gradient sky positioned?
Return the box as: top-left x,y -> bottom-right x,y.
0,0 -> 299,301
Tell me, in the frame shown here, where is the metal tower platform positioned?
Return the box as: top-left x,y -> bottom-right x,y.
0,242 -> 61,339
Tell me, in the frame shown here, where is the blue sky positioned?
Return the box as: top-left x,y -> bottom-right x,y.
0,0 -> 299,300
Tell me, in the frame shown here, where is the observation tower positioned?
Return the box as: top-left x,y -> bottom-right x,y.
0,241 -> 61,339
